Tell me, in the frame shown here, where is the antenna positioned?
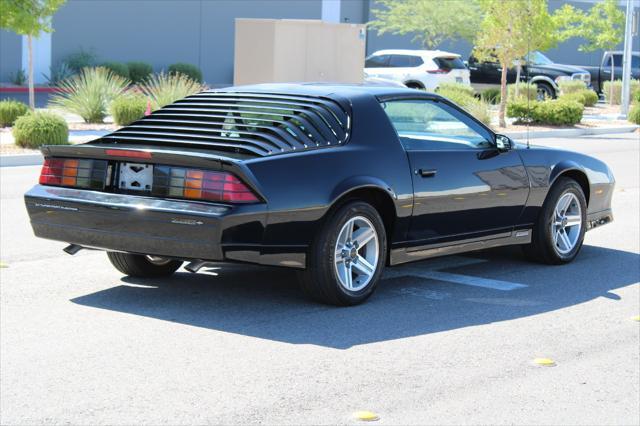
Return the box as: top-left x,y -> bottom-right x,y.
526,0 -> 531,149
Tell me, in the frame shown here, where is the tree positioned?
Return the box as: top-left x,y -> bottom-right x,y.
554,0 -> 625,105
0,0 -> 66,110
474,0 -> 557,127
369,0 -> 481,49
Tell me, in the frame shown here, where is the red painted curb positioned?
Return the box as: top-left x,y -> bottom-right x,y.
0,87 -> 60,93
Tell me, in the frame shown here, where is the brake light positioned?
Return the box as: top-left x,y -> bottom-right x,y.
39,158 -> 107,189
152,166 -> 259,203
427,69 -> 449,74
105,149 -> 152,159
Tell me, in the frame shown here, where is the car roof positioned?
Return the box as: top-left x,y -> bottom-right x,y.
209,82 -> 445,102
368,49 -> 461,58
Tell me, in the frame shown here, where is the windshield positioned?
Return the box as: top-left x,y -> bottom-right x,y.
525,51 -> 554,65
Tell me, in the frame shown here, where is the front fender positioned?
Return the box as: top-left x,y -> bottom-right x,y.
549,160 -> 588,187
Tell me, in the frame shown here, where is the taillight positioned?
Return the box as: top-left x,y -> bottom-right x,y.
152,166 -> 259,203
39,158 -> 107,189
427,69 -> 449,74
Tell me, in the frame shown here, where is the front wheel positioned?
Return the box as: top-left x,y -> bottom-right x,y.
107,252 -> 182,277
536,82 -> 555,100
298,201 -> 387,306
523,177 -> 587,264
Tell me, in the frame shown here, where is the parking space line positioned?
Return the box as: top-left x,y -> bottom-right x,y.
383,257 -> 528,291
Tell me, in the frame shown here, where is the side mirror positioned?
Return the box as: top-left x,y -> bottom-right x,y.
494,134 -> 512,152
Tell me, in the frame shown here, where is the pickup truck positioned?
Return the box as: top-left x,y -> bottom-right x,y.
579,51 -> 640,94
468,51 -> 591,99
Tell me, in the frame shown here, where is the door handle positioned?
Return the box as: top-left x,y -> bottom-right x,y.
417,169 -> 437,177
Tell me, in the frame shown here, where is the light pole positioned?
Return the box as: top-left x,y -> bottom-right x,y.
619,0 -> 635,117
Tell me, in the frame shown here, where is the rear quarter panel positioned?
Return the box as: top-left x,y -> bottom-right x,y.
244,94 -> 414,247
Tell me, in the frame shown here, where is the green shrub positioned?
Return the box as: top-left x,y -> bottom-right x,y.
140,72 -> 204,109
507,99 -> 583,126
110,94 -> 147,126
10,69 -> 27,86
0,100 -> 29,127
560,89 -> 599,107
463,98 -> 492,126
557,80 -> 587,95
602,79 -> 640,104
12,112 -> 68,149
507,82 -> 537,101
127,61 -> 153,84
633,90 -> 640,104
49,67 -> 130,123
43,62 -> 74,86
481,88 -> 501,104
168,62 -> 203,83
101,61 -> 130,80
436,82 -> 474,97
65,48 -> 98,73
628,104 -> 640,125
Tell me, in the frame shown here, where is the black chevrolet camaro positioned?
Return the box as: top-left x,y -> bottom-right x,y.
25,84 -> 615,305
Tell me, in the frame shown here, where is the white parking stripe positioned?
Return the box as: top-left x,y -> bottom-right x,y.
383,256 -> 528,291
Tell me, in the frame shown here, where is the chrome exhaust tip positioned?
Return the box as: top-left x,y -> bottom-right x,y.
63,244 -> 84,255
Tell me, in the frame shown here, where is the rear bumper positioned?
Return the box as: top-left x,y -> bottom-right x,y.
24,185 -> 304,266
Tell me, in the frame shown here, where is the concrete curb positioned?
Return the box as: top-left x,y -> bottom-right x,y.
1,125 -> 637,167
505,125 -> 639,140
0,153 -> 43,167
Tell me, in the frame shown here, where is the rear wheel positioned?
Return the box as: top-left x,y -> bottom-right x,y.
298,201 -> 387,306
523,177 -> 586,264
107,252 -> 182,277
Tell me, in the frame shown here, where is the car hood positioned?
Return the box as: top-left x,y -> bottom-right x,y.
530,63 -> 589,75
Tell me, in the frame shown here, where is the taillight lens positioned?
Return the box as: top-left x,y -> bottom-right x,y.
39,158 -> 107,189
152,166 -> 259,203
427,69 -> 449,74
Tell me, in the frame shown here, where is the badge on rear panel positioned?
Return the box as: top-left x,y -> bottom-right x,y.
119,163 -> 153,191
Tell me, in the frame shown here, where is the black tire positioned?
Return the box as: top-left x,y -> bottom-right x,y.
536,82 -> 555,100
107,252 -> 182,277
297,201 -> 387,306
523,177 -> 587,264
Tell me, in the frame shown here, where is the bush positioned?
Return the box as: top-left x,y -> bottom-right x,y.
628,104 -> 640,125
101,61 -> 130,80
43,62 -> 74,86
49,67 -> 130,123
603,79 -> 640,104
507,82 -> 537,101
507,99 -> 583,126
110,94 -> 147,126
140,72 -> 204,109
633,90 -> 640,104
560,90 -> 599,107
557,80 -> 587,95
0,100 -> 29,127
481,88 -> 501,104
436,82 -> 474,97
463,98 -> 492,126
168,62 -> 203,83
10,69 -> 26,86
65,48 -> 98,73
12,112 -> 68,149
127,61 -> 153,84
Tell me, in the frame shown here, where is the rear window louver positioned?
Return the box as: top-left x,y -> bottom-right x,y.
101,91 -> 351,157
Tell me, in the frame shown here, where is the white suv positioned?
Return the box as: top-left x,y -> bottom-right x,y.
364,49 -> 471,91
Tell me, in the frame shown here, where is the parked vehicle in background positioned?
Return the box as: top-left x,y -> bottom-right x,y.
579,51 -> 640,94
364,49 -> 470,91
468,51 -> 591,99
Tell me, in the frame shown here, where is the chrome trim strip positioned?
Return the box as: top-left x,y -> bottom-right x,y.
25,185 -> 230,217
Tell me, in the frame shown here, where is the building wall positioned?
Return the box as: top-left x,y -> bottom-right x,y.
51,0 -> 322,84
0,30 -> 22,82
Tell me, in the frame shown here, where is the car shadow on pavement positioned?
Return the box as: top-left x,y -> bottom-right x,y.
70,245 -> 640,349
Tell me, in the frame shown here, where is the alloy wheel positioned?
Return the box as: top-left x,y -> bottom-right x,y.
334,216 -> 379,291
551,192 -> 582,255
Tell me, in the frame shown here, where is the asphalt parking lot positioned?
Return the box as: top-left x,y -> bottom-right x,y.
1,132 -> 638,425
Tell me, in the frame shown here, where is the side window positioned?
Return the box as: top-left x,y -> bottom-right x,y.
605,55 -> 623,67
365,55 -> 389,68
381,100 -> 493,150
388,55 -> 414,68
